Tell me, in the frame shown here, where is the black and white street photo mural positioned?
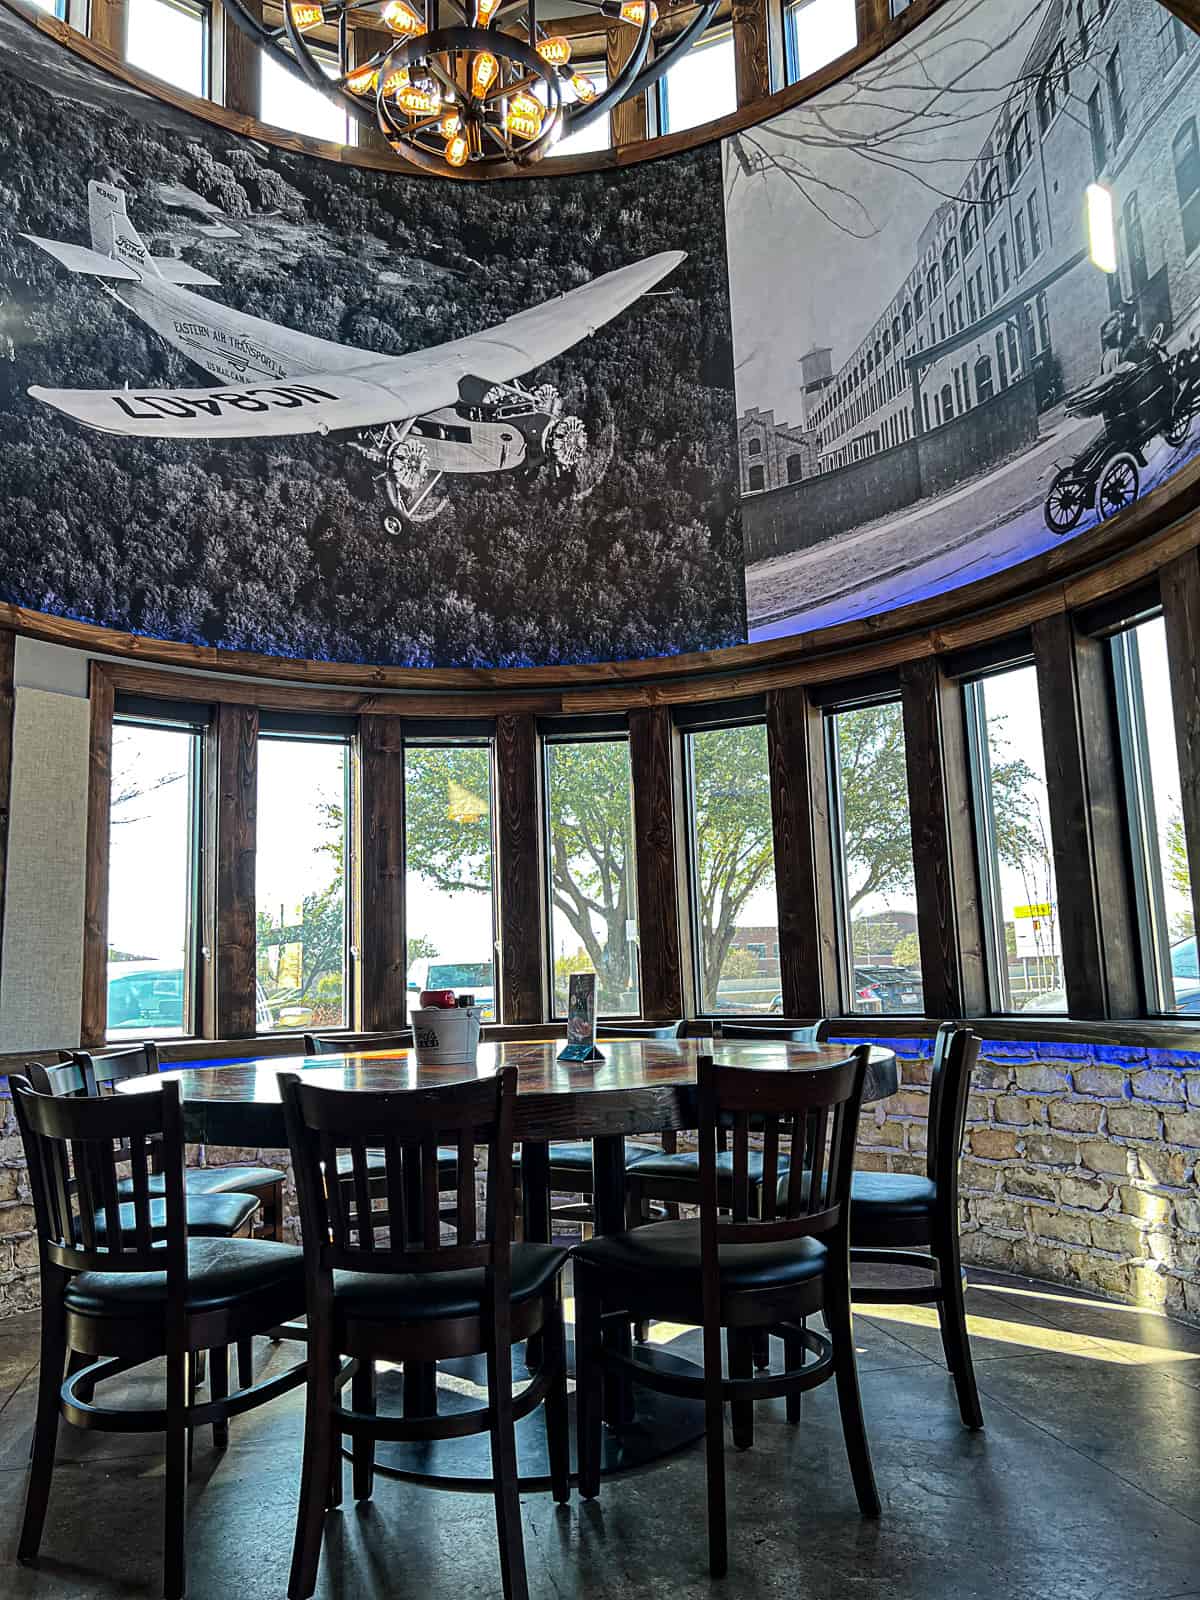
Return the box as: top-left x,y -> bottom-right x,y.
0,2 -> 743,667
724,0 -> 1200,638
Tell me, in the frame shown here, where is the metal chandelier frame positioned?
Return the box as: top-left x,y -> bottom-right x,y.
222,0 -> 721,173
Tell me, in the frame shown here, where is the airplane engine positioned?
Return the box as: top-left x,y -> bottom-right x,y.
549,414 -> 588,470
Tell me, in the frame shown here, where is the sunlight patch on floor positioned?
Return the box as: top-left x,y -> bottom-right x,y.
859,1300 -> 1200,1368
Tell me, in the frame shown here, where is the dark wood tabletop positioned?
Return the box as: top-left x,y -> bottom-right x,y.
115,1037 -> 899,1149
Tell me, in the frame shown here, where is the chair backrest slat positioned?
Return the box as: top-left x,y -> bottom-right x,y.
927,1026 -> 980,1190
11,1074 -> 188,1280
596,1021 -> 684,1040
73,1044 -> 159,1090
715,1020 -> 829,1044
305,1031 -> 414,1056
696,1049 -> 870,1255
282,1068 -> 515,1281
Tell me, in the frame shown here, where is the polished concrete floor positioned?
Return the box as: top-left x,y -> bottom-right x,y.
0,1267 -> 1197,1600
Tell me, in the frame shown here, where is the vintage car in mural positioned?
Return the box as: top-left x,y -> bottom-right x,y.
23,180 -> 683,526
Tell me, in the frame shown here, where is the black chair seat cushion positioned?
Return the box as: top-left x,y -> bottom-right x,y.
63,1237 -> 306,1319
544,1140 -> 661,1175
630,1148 -> 790,1189
333,1242 -> 567,1325
849,1171 -> 937,1244
118,1164 -> 287,1202
574,1218 -> 826,1309
336,1148 -> 460,1186
85,1191 -> 260,1245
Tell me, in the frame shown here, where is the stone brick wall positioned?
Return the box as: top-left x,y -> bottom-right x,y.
2,1036 -> 1198,1325
843,1037 -> 1200,1326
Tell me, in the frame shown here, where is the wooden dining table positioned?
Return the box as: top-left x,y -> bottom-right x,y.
118,1035 -> 899,1488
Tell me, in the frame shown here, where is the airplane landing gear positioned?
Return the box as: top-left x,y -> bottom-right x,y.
352,420 -> 447,526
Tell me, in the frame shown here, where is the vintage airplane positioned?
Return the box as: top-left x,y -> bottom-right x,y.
24,180 -> 684,525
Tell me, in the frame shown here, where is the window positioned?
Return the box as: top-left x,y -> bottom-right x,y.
786,451 -> 806,482
942,236 -> 960,283
545,737 -> 640,1016
1077,0 -> 1090,56
1111,618 -> 1195,1014
747,462 -> 765,491
405,742 -> 497,1021
998,233 -> 1012,291
261,48 -> 350,144
785,0 -> 856,82
658,30 -> 736,134
685,725 -> 779,1014
1106,48 -> 1126,145
961,206 -> 979,258
256,730 -> 350,1033
1036,43 -> 1069,134
106,714 -> 204,1040
1159,7 -> 1190,69
975,352 -> 994,402
965,665 -> 1062,1012
126,0 -> 209,97
902,302 -> 913,334
1005,114 -> 1032,186
28,0 -> 67,16
1089,86 -> 1108,178
891,314 -> 902,344
1027,192 -> 1043,259
914,283 -> 925,318
1174,120 -> 1200,256
549,70 -> 610,157
927,263 -> 942,302
940,381 -> 954,420
982,168 -> 1001,224
1036,290 -> 1051,351
1014,209 -> 1029,275
747,436 -> 762,455
827,701 -> 924,1015
989,247 -> 1001,305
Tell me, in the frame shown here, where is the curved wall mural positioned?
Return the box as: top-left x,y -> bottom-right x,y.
1,0 -> 1200,667
726,0 -> 1200,638
0,3 -> 743,667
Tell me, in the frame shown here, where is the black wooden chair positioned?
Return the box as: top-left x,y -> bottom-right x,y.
73,1045 -> 288,1240
11,1074 -> 307,1600
530,1020 -> 686,1232
847,1022 -> 984,1429
573,1045 -> 878,1577
624,1020 -> 829,1218
304,1030 -> 414,1054
280,1064 -> 570,1600
305,1029 -> 463,1200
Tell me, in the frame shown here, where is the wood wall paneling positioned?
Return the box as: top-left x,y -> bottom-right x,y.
766,685 -> 837,1015
899,657 -> 988,1016
359,714 -> 407,1030
0,631 -> 14,1018
495,712 -> 545,1025
1031,613 -> 1140,1018
215,702 -> 259,1039
81,665 -> 115,1048
223,0 -> 261,117
607,22 -> 649,145
1160,548 -> 1200,952
731,0 -> 771,105
628,706 -> 684,1020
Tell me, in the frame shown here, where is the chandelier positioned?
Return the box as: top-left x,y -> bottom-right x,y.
223,0 -> 719,175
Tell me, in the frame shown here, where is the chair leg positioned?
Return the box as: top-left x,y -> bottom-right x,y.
486,1335 -> 529,1600
18,1303 -> 67,1564
935,1232 -> 984,1430
210,1346 -> 230,1450
289,1336 -> 335,1600
574,1268 -> 605,1501
186,1353 -> 199,1474
824,1276 -> 880,1519
726,1329 -> 754,1451
541,1297 -> 571,1507
237,1338 -> 254,1390
163,1349 -> 190,1600
351,1358 -> 376,1502
784,1319 -> 806,1425
702,1315 -> 729,1579
751,1330 -> 771,1371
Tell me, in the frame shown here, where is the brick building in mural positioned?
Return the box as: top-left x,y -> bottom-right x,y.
738,0 -> 1200,489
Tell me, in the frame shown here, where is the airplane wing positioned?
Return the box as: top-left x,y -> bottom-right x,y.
29,251 -> 685,440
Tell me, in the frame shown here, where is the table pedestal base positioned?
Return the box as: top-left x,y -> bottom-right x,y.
363,1341 -> 705,1491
